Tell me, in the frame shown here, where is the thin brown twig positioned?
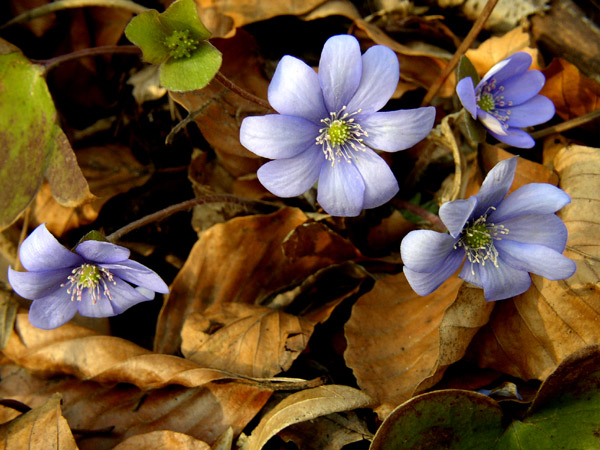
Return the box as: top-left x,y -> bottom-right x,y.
33,45 -> 142,75
214,71 -> 274,111
421,0 -> 499,106
529,109 -> 600,140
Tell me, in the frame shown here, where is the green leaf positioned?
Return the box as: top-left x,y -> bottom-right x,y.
159,41 -> 222,92
160,0 -> 212,41
457,55 -> 480,85
0,42 -> 89,231
464,111 -> 487,143
125,10 -> 170,64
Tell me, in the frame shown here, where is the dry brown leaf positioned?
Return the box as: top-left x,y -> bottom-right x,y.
0,365 -> 270,450
241,385 -> 373,450
469,144 -> 600,380
181,303 -> 314,378
465,26 -> 540,76
113,431 -> 210,450
540,58 -> 600,121
0,394 -> 77,450
155,208 -> 361,354
344,272 -> 463,418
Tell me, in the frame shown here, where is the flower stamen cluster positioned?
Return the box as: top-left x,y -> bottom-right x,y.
164,29 -> 198,59
476,79 -> 513,130
61,263 -> 116,304
316,106 -> 368,165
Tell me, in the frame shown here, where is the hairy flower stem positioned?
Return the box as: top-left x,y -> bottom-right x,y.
214,72 -> 274,111
35,45 -> 142,75
106,195 -> 276,242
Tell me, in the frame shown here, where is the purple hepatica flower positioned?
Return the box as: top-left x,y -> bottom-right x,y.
8,224 -> 169,329
240,34 -> 435,217
400,157 -> 576,301
456,52 -> 554,148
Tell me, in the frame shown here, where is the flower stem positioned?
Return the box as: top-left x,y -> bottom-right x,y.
392,199 -> 447,232
0,0 -> 148,30
214,71 -> 274,111
421,0 -> 499,106
33,45 -> 142,75
106,195 -> 275,242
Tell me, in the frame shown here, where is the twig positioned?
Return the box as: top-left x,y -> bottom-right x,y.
392,199 -> 447,232
529,109 -> 600,140
214,72 -> 274,111
421,0 -> 499,106
165,96 -> 216,145
33,45 -> 141,75
0,0 -> 148,30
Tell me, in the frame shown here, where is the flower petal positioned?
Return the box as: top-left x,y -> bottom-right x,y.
473,157 -> 517,218
401,230 -> 458,273
257,146 -> 322,197
499,213 -> 568,253
496,240 -> 576,280
77,288 -> 117,317
506,95 -> 555,128
19,224 -> 83,272
456,77 -> 477,118
352,149 -> 398,209
501,70 -> 545,105
403,249 -> 464,297
318,35 -> 362,112
268,55 -> 328,122
317,159 -> 365,216
487,127 -> 534,148
75,240 -> 130,263
459,261 -> 482,288
240,114 -> 320,159
8,267 -> 71,300
359,107 -> 435,151
477,110 -> 507,136
490,183 -> 571,223
28,292 -> 79,329
439,197 -> 478,238
481,52 -> 532,86
100,260 -> 170,294
478,255 -> 532,301
78,277 -> 150,317
346,44 -> 399,115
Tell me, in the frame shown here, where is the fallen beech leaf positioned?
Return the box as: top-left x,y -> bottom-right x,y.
113,430 -> 210,450
469,145 -> 600,380
540,58 -> 600,120
0,393 -> 77,450
181,303 -> 315,377
241,385 -> 373,450
344,272 -> 463,418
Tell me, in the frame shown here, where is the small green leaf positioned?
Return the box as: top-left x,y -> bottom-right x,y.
464,111 -> 487,143
159,41 -> 222,92
457,55 -> 480,85
75,230 -> 109,247
125,10 -> 170,64
160,0 -> 212,41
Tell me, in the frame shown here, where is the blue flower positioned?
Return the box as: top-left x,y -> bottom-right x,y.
400,157 -> 576,301
240,34 -> 435,217
456,52 -> 554,148
8,224 -> 170,329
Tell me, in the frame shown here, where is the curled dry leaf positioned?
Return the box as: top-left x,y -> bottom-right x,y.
344,272 -> 463,418
112,430 -> 210,450
0,365 -> 270,450
0,393 -> 77,450
241,385 -> 373,450
469,145 -> 600,380
181,303 -> 315,378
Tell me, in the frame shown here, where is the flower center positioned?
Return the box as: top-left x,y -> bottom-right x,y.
61,263 -> 116,304
164,29 -> 198,59
316,106 -> 368,165
476,78 -> 513,129
454,207 -> 509,273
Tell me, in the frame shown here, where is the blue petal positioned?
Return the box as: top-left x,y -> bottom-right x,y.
100,260 -> 170,294
268,55 -> 328,123
317,159 -> 365,216
240,114 -> 320,159
318,35 -> 362,112
257,146 -> 322,197
77,277 -> 150,317
359,107 -> 435,151
481,52 -> 532,86
8,267 -> 71,300
478,110 -> 507,136
400,230 -> 458,273
346,44 -> 399,115
75,240 -> 130,263
506,95 -> 555,128
19,224 -> 83,272
459,261 -> 483,288
456,77 -> 477,118
501,70 -> 545,105
487,127 -> 534,148
108,278 -> 154,313
490,183 -> 571,223
352,149 -> 398,209
478,254 -> 532,301
28,291 -> 79,329
77,288 -> 116,317
439,197 -> 478,238
496,240 -> 576,280
499,213 -> 568,253
403,249 -> 464,296
473,157 -> 517,218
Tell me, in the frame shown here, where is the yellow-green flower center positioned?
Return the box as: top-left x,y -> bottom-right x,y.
316,106 -> 368,165
462,222 -> 492,248
328,120 -> 350,146
164,29 -> 198,59
61,263 -> 116,304
477,93 -> 495,112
